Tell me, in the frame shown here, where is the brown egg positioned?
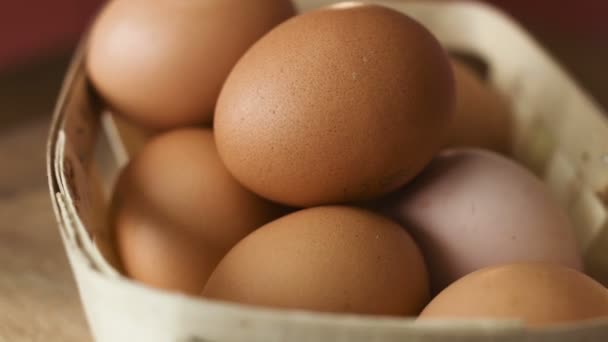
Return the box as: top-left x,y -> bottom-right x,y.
87,0 -> 295,129
376,148 -> 583,294
203,206 -> 430,316
419,263 -> 608,326
214,3 -> 454,207
449,51 -> 489,79
445,58 -> 512,153
112,129 -> 285,294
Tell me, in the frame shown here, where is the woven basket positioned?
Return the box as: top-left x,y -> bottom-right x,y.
47,1 -> 608,341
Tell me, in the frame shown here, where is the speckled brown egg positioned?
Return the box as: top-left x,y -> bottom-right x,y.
419,262 -> 608,326
203,206 -> 430,316
112,128 -> 286,294
214,3 -> 454,207
376,148 -> 583,294
87,0 -> 295,129
445,58 -> 512,153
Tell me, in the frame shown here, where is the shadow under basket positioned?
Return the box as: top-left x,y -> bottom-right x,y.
47,1 -> 608,341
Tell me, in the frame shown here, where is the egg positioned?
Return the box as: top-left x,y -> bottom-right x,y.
449,51 -> 489,80
214,3 -> 454,207
376,148 -> 583,293
111,128 -> 285,294
419,262 -> 608,326
203,206 -> 430,316
87,0 -> 295,129
445,58 -> 512,153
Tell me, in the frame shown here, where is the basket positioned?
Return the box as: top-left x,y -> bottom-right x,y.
47,1 -> 608,341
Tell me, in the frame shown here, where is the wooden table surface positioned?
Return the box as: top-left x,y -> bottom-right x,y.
0,55 -> 92,341
0,11 -> 606,342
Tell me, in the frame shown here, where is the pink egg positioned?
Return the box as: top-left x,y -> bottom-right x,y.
376,148 -> 583,293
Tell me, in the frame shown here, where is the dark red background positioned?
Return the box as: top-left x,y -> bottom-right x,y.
0,0 -> 103,70
0,0 -> 606,109
487,0 -> 608,37
1,0 -> 606,69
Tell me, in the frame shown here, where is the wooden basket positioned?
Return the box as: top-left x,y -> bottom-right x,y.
47,1 -> 608,341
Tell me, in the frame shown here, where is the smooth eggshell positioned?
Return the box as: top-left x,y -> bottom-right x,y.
87,0 -> 295,129
215,4 -> 454,207
203,206 -> 430,316
445,58 -> 512,153
112,128 -> 285,294
378,148 -> 583,293
419,262 -> 608,326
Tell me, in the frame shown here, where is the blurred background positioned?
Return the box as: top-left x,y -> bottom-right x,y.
0,0 -> 606,340
1,0 -> 607,126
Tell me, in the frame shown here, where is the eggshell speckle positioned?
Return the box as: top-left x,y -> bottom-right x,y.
203,206 -> 430,316
214,4 -> 454,207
